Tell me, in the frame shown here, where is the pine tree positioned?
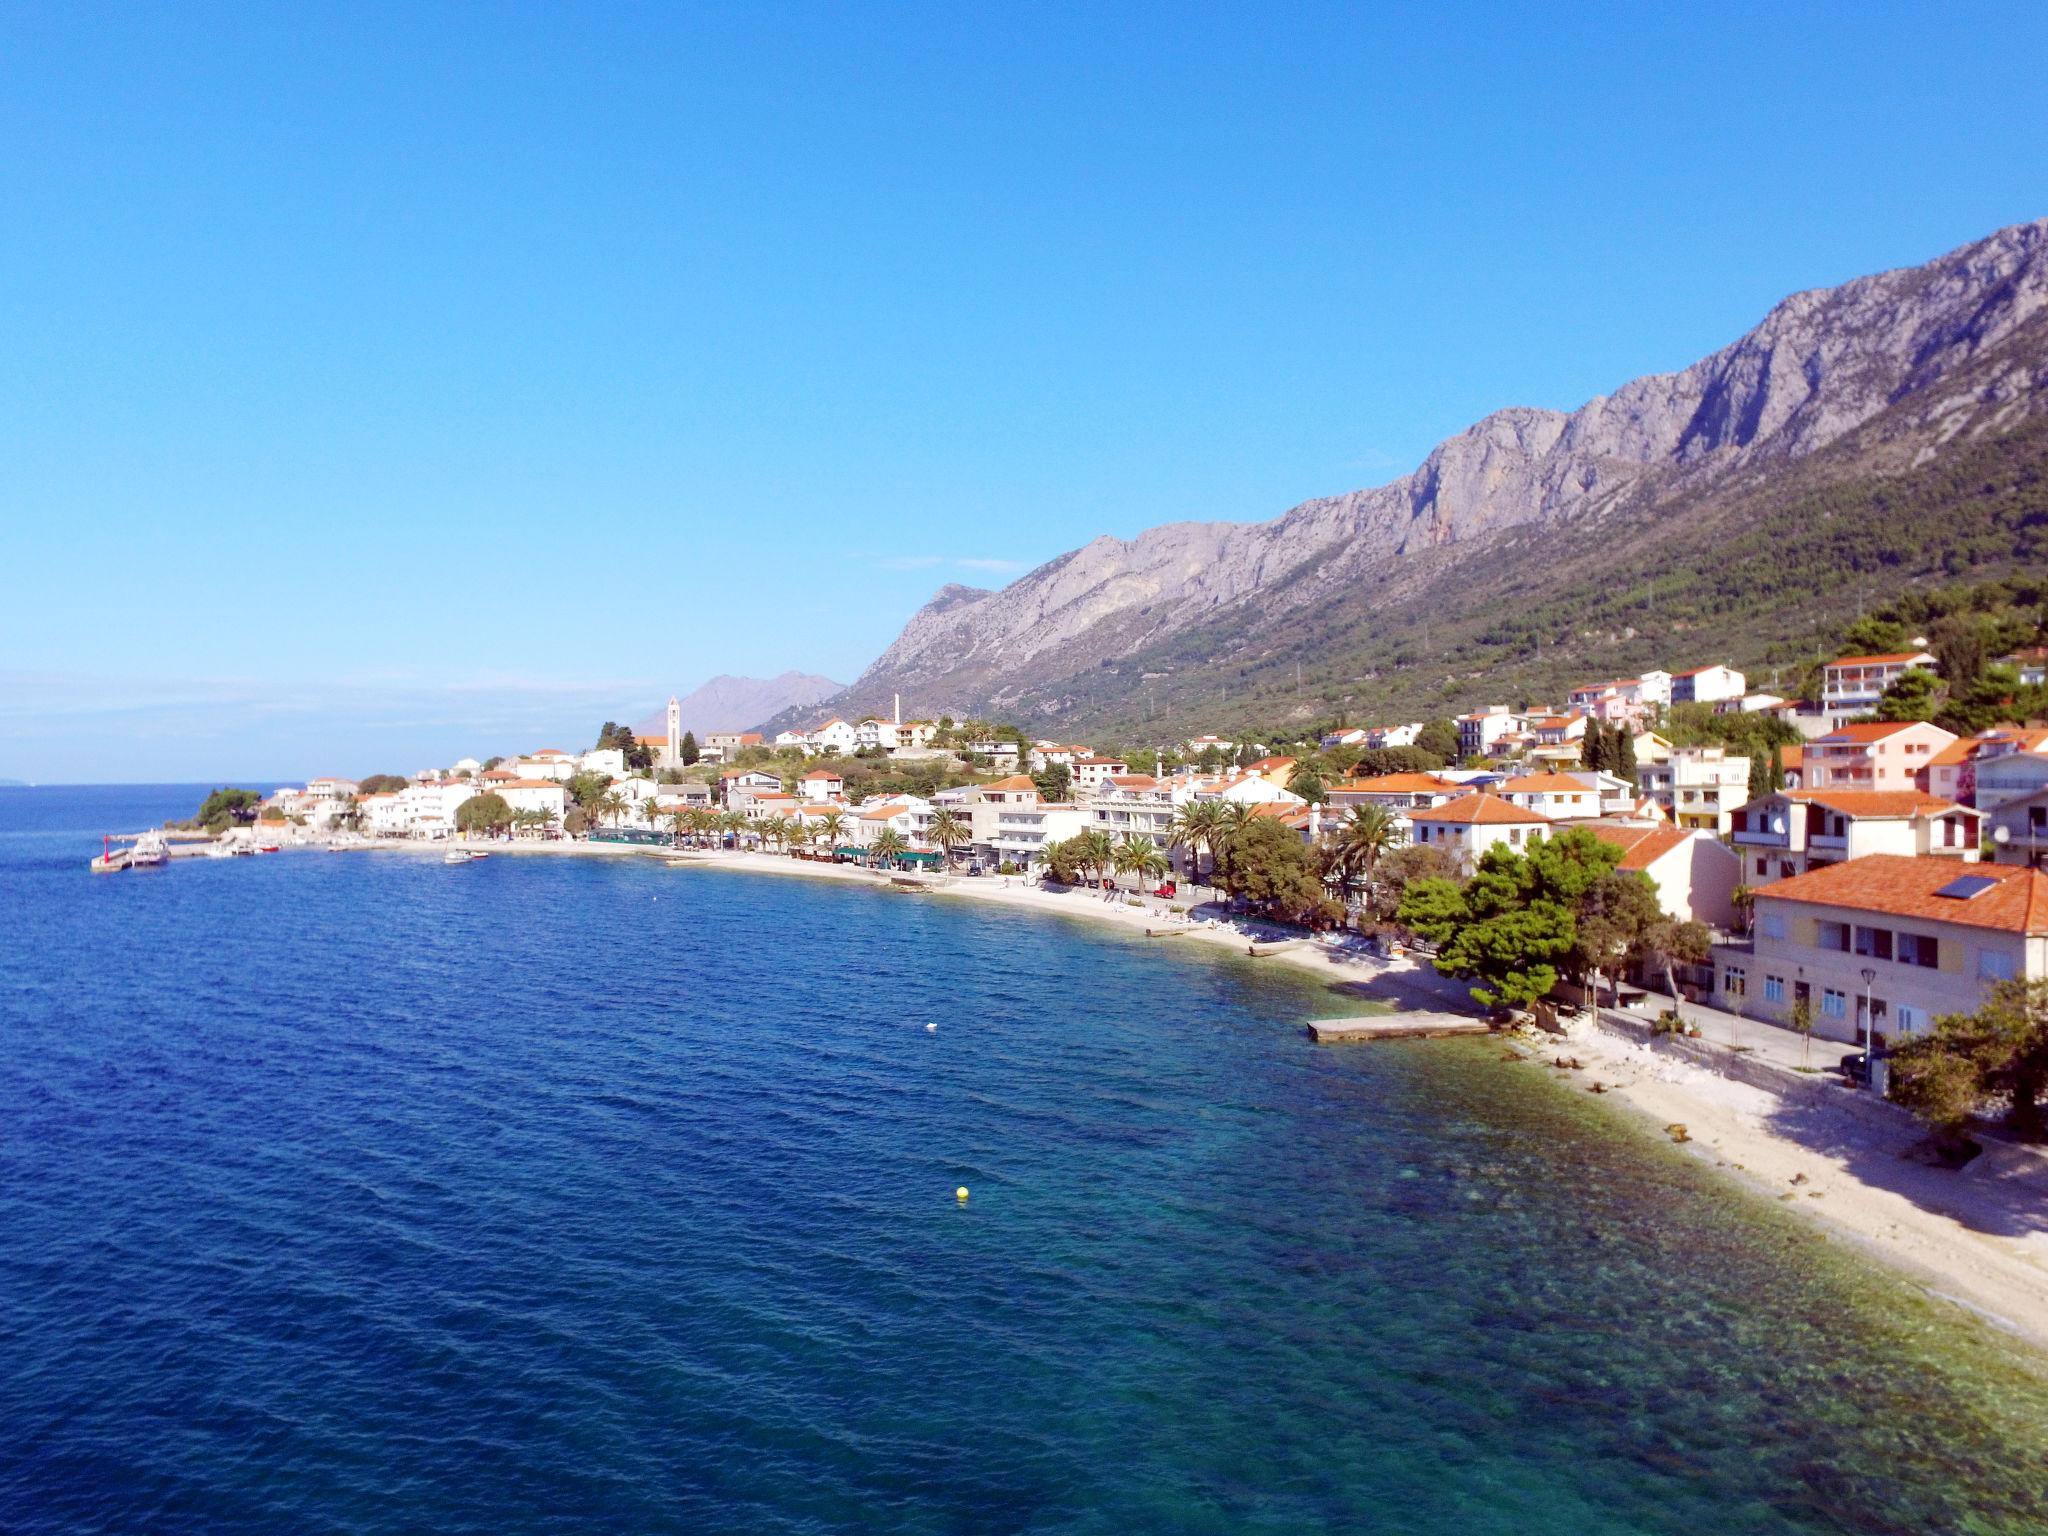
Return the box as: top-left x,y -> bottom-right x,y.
1581,721 -> 1607,773
680,731 -> 700,766
1616,725 -> 1639,786
1767,741 -> 1785,793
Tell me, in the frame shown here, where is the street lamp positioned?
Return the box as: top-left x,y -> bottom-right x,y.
1860,966 -> 1877,1052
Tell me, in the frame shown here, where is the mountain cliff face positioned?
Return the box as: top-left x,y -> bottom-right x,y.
635,672 -> 843,738
803,220 -> 2048,732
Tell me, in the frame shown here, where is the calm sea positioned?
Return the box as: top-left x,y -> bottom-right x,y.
4,784 -> 2047,1535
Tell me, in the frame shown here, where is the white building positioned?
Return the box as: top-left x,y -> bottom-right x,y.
799,769 -> 845,803
578,748 -> 627,779
1821,651 -> 1937,721
1639,747 -> 1751,834
1669,665 -> 1747,706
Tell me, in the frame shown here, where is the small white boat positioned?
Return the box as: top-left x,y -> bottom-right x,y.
443,850 -> 470,865
129,831 -> 168,868
468,850 -> 490,860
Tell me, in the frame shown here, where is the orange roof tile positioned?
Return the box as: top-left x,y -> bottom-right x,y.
1409,792 -> 1552,826
979,775 -> 1038,793
1496,773 -> 1598,794
1328,772 -> 1461,794
1829,653 -> 1933,668
1779,789 -> 1974,819
1585,823 -> 1691,870
1756,856 -> 2048,935
1815,722 -> 1930,744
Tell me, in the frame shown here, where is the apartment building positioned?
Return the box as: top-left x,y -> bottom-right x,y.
1715,857 -> 2048,1043
1730,789 -> 1981,886
1804,721 -> 1958,794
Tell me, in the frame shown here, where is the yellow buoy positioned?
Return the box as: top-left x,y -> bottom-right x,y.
955,1186 -> 970,1203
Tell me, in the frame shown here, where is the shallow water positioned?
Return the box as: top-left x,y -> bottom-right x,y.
4,785 -> 2047,1534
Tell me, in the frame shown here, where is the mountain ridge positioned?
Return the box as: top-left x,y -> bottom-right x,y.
772,218 -> 2048,736
635,671 -> 843,739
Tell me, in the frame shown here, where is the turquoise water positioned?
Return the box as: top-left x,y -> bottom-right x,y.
4,785 -> 2047,1534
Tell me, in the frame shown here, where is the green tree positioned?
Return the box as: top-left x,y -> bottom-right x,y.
1415,718 -> 1460,762
926,808 -> 969,869
1113,833 -> 1169,890
1329,803 -> 1405,913
1569,869 -> 1664,1006
356,774 -> 409,796
1642,916 -> 1713,1016
1841,614 -> 1911,655
871,828 -> 909,866
1219,817 -> 1330,923
1892,979 -> 2048,1141
455,792 -> 513,835
1288,761 -> 1328,805
1581,722 -> 1608,774
194,787 -> 263,833
1033,763 -> 1073,802
566,770 -> 612,809
680,731 -> 700,766
1615,726 -> 1639,785
1070,828 -> 1116,882
1874,666 -> 1940,722
1168,801 -> 1223,891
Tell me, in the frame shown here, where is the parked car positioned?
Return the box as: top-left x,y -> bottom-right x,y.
964,862 -> 984,876
1153,881 -> 1177,898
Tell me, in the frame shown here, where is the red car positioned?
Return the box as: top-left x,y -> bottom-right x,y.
1153,881 -> 1178,898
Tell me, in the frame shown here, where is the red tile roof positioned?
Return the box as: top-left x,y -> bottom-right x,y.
1815,722 -> 1928,744
1496,773 -> 1597,795
1829,653 -> 1933,668
1328,772 -> 1461,794
979,775 -> 1038,793
1585,823 -> 1691,870
1756,856 -> 2048,935
1409,792 -> 1552,826
1779,789 -> 1973,819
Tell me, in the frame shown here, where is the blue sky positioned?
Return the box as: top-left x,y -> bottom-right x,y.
2,3 -> 2043,782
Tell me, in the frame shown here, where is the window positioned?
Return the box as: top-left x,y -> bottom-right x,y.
1853,926 -> 1892,961
1822,989 -> 1848,1019
1763,976 -> 1785,1004
1723,967 -> 1746,998
1895,1005 -> 1926,1035
1756,857 -> 1769,876
1760,913 -> 1788,941
1816,921 -> 1850,953
1896,932 -> 1940,969
1979,949 -> 2016,982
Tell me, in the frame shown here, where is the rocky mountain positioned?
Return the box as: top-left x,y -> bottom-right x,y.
796,219 -> 2048,736
635,672 -> 843,739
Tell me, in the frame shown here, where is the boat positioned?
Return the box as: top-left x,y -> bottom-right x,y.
207,841 -> 235,859
443,850 -> 470,865
468,850 -> 491,860
129,831 -> 168,868
257,844 -> 281,855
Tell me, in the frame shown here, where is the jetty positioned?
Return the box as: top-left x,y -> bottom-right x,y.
1247,937 -> 1311,957
1307,1013 -> 1492,1043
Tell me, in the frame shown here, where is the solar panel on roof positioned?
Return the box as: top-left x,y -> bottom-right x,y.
1934,874 -> 1999,900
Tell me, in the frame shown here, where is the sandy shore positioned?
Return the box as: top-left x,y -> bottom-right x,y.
357,835 -> 2048,1352
1539,1022 -> 2048,1352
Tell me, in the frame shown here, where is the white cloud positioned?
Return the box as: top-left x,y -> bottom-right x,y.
867,554 -> 1026,575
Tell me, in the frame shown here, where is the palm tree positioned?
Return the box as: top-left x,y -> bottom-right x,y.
1071,828 -> 1116,885
872,828 -> 909,868
596,789 -> 627,827
1115,833 -> 1168,892
721,810 -> 748,850
1168,801 -> 1221,892
817,810 -> 845,857
1332,803 -> 1404,913
668,807 -> 691,846
926,808 -> 968,870
1211,802 -> 1255,893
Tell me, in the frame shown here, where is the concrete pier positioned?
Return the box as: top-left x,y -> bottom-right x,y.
1307,1013 -> 1492,1043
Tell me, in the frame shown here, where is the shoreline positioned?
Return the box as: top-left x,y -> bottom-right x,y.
372,835 -> 2048,1354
